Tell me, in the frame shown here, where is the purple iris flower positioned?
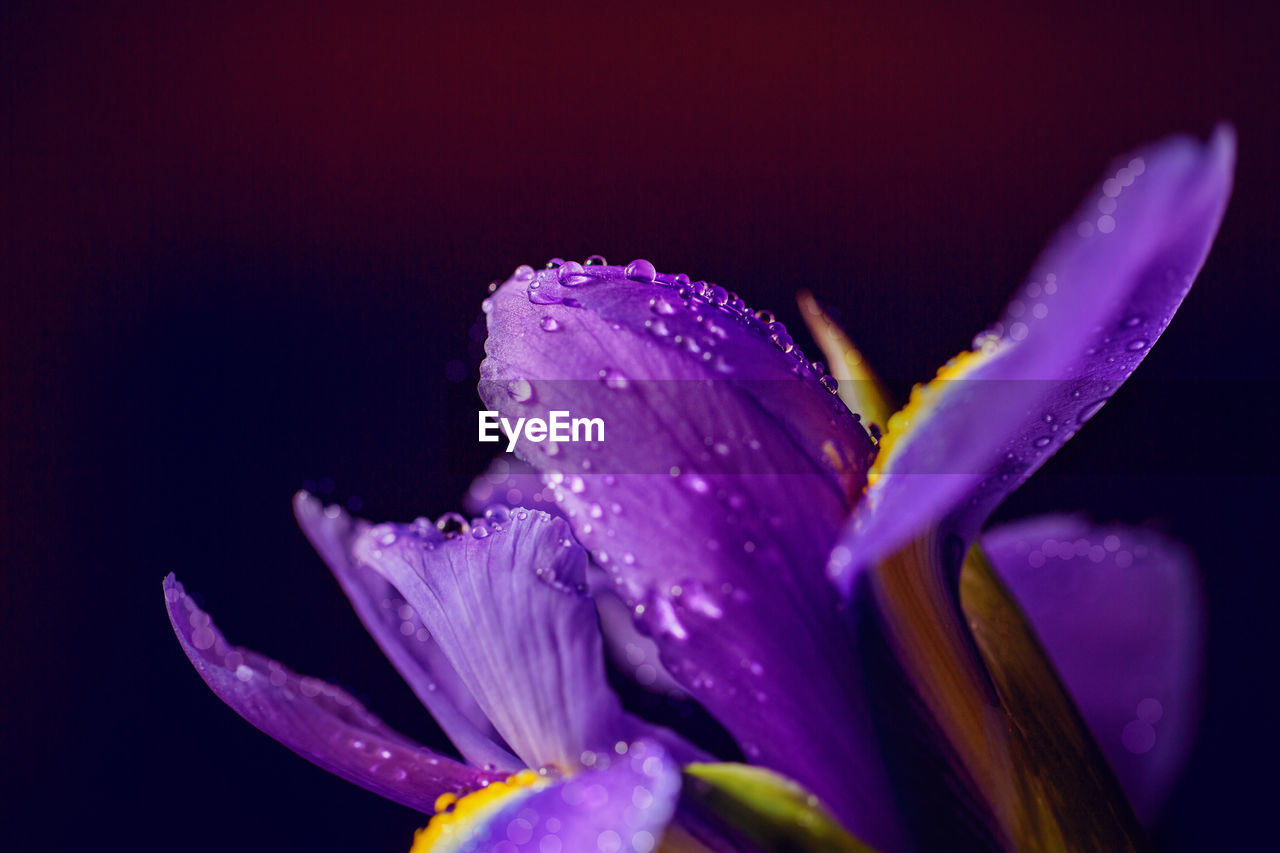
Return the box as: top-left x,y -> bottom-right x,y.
167,127 -> 1233,851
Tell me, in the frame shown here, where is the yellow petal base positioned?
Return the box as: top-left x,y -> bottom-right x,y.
410,769 -> 549,852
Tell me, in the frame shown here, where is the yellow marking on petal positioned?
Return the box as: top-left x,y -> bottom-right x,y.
410,769 -> 549,853
798,290 -> 894,429
867,339 -> 1004,486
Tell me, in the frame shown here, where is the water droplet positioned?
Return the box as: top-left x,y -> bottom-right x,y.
544,258 -> 565,269
624,259 -> 657,283
540,315 -> 560,332
820,375 -> 839,394
557,260 -> 589,286
513,264 -> 534,281
436,512 -> 469,536
584,254 -> 608,266
599,368 -> 629,389
682,473 -> 711,494
507,379 -> 534,402
481,298 -> 494,314
753,308 -> 775,324
645,318 -> 670,337
707,285 -> 728,306
1124,315 -> 1143,328
1126,338 -> 1149,352
649,295 -> 676,315
1078,398 -> 1107,424
1033,435 -> 1052,448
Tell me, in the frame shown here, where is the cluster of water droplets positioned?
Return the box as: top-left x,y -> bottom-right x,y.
1077,155 -> 1146,239
495,255 -> 842,394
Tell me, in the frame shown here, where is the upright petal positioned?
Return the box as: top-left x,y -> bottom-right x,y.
164,575 -> 491,811
479,262 -> 901,848
294,492 -> 521,772
351,508 -> 685,773
982,516 -> 1204,822
836,127 -> 1235,581
411,740 -> 683,853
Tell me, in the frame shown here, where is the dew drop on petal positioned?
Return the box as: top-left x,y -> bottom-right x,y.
624,259 -> 657,283
557,260 -> 590,286
507,379 -> 534,403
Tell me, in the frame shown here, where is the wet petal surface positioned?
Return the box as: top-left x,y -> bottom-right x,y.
352,507 -> 676,773
836,127 -> 1235,582
295,492 -> 520,772
479,261 -> 900,847
164,575 -> 490,811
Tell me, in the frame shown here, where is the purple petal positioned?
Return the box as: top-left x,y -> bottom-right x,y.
983,516 -> 1204,822
420,740 -> 682,853
294,492 -> 521,773
351,508 -> 680,773
836,127 -> 1235,581
163,574 -> 491,811
592,586 -> 685,696
479,264 -> 902,848
463,455 -> 562,518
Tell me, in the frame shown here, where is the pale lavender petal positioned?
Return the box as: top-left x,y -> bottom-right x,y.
479,263 -> 901,848
836,127 -> 1235,583
294,491 -> 521,772
164,574 -> 491,811
983,516 -> 1204,822
351,508 -> 696,772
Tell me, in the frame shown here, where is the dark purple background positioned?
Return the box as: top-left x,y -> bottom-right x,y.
3,2 -> 1276,849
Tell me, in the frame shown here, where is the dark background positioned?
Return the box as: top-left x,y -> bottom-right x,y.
2,1 -> 1277,849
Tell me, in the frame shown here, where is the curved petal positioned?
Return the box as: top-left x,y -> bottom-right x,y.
983,516 -> 1204,822
479,262 -> 901,848
294,492 -> 521,772
163,574 -> 491,811
351,508 -> 689,773
836,127 -> 1235,582
412,740 -> 682,853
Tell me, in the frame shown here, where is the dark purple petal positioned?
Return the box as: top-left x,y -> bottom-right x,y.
479,264 -> 901,848
163,574 -> 491,811
419,740 -> 682,853
835,127 -> 1235,583
351,508 -> 694,772
294,492 -> 522,772
983,516 -> 1203,822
